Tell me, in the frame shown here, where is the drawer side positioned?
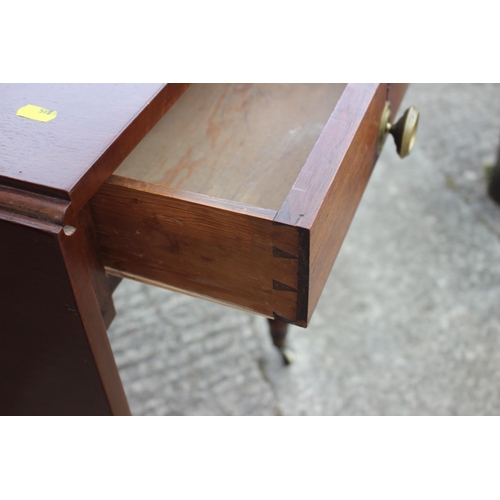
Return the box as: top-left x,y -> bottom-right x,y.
90,176 -> 301,321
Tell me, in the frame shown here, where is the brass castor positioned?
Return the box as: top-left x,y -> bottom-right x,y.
279,346 -> 295,366
267,318 -> 294,366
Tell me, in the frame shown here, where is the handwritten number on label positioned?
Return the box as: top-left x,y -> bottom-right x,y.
16,104 -> 58,122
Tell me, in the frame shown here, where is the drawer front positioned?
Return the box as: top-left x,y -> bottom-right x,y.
90,84 -> 407,326
275,83 -> 407,325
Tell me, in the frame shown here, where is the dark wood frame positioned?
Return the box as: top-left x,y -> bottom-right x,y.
0,83 -> 407,414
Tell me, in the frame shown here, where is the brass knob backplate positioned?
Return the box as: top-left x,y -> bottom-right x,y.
377,102 -> 419,158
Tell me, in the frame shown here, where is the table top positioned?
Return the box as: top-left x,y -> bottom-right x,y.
0,83 -> 188,211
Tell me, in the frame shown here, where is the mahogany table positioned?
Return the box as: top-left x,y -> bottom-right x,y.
0,84 -> 407,415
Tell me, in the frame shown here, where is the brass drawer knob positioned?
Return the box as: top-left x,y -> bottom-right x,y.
378,102 -> 419,158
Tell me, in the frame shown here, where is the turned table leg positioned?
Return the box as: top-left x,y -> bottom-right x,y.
267,318 -> 294,365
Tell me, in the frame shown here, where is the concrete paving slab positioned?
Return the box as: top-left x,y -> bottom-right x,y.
107,84 -> 500,415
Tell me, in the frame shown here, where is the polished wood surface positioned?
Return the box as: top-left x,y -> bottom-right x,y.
0,83 -> 189,213
1,83 -> 408,413
387,83 -> 409,124
115,83 -> 346,210
0,206 -> 129,415
79,205 -> 117,329
0,84 -> 189,414
275,83 -> 408,324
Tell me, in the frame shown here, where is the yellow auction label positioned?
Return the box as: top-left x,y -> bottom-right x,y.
16,104 -> 57,123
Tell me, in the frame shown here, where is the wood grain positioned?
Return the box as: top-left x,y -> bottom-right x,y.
387,83 -> 409,123
275,83 -> 408,324
90,83 -> 408,327
0,184 -> 69,224
0,208 -> 129,415
90,176 -> 301,321
60,207 -> 130,414
78,205 -> 117,329
0,83 -> 189,214
115,84 -> 346,210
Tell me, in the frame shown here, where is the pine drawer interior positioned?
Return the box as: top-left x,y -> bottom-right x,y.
113,83 -> 346,211
90,83 -> 402,326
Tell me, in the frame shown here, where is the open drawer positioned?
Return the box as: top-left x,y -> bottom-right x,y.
89,83 -> 407,327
